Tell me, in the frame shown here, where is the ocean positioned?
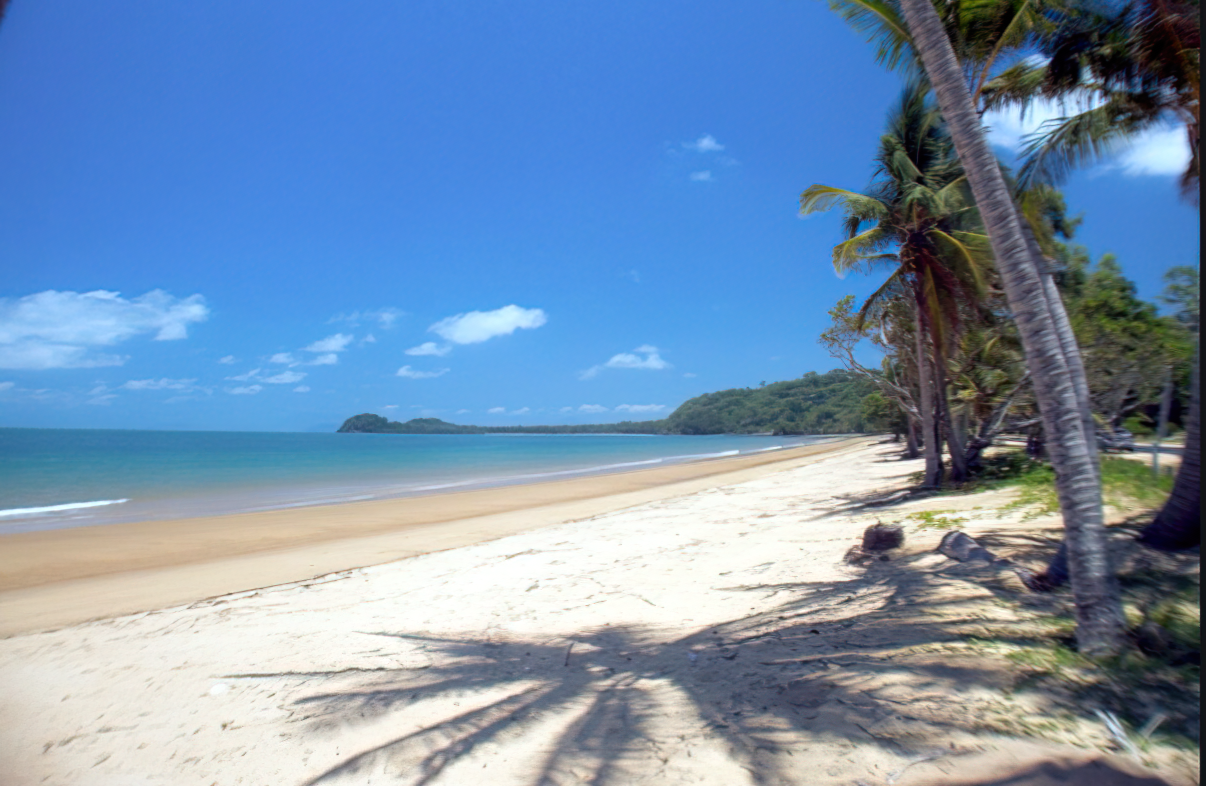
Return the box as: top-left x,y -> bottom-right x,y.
0,428 -> 845,534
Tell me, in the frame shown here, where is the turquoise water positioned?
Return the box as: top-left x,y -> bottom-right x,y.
0,428 -> 843,534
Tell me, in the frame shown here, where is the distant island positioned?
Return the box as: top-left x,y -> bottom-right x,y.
338,370 -> 875,436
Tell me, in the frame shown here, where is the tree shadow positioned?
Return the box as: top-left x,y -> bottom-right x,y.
208,534 -> 1194,786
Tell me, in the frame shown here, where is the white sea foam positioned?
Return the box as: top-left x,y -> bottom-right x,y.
0,499 -> 130,518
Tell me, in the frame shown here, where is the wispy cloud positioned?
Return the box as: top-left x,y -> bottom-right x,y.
263,370 -> 307,384
511,407 -> 531,415
304,333 -> 354,354
228,385 -> 263,395
0,382 -> 13,393
269,352 -> 296,364
329,308 -> 405,329
308,353 -> 339,366
578,404 -> 609,413
429,305 -> 547,346
487,406 -> 506,414
225,367 -> 262,382
615,404 -> 666,414
580,345 -> 670,380
683,134 -> 725,153
121,378 -> 201,392
0,289 -> 209,370
405,341 -> 452,357
396,365 -> 449,379
689,171 -> 713,182
293,385 -> 310,393
218,355 -> 237,365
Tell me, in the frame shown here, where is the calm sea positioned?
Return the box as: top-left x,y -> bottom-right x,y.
0,428 -> 844,534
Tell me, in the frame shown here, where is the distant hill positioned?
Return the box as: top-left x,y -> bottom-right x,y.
338,370 -> 874,436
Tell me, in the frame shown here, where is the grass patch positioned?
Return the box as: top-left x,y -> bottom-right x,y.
1099,457 -> 1175,509
902,510 -> 967,530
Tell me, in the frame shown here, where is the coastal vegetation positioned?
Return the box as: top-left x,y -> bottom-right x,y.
338,369 -> 875,435
821,0 -> 1198,655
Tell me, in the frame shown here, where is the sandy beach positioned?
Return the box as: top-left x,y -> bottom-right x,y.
0,438 -> 1195,785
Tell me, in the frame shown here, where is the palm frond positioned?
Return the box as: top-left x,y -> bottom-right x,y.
1016,95 -> 1165,188
855,268 -> 906,330
832,226 -> 895,275
827,0 -> 918,72
799,185 -> 889,220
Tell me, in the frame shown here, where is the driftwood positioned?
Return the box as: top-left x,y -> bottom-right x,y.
937,531 -> 997,563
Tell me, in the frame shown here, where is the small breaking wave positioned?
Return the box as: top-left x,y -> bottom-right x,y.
0,499 -> 130,519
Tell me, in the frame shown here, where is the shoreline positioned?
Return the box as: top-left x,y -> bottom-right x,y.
0,436 -> 869,637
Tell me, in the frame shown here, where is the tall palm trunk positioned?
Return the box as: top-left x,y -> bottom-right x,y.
915,303 -> 944,486
1140,348 -> 1201,550
939,367 -> 970,482
897,0 -> 1125,656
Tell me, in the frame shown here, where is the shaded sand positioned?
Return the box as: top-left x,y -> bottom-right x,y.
0,438 -> 862,636
0,441 -> 1195,786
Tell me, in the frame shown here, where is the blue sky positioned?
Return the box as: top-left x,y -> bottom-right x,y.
0,0 -> 1197,432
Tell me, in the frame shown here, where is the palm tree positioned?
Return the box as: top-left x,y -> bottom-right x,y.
886,0 -> 1127,656
801,85 -> 992,485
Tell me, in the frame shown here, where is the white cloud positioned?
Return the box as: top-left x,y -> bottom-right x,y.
293,385 -> 310,393
87,393 -> 117,406
0,289 -> 208,370
263,370 -> 306,384
0,381 -> 12,392
329,308 -> 404,329
429,305 -> 547,345
580,346 -> 670,379
511,407 -> 531,415
684,134 -> 725,153
218,355 -> 237,364
226,367 -> 262,382
405,341 -> 452,357
488,406 -> 506,414
560,406 -> 574,413
578,404 -> 609,414
683,372 -> 698,378
382,404 -> 398,409
122,378 -> 198,391
362,333 -> 377,344
306,352 -> 340,366
615,404 -> 667,414
228,385 -> 263,395
396,365 -> 449,379
1114,126 -> 1193,176
269,352 -> 296,365
984,99 -> 1191,177
304,333 -> 354,354
456,408 -> 470,414
689,171 -> 714,182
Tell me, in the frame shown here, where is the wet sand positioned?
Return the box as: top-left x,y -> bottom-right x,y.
0,436 -> 866,636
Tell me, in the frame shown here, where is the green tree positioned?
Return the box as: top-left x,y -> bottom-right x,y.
802,84 -> 992,484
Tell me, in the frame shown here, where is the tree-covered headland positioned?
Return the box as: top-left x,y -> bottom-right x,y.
339,369 -> 876,436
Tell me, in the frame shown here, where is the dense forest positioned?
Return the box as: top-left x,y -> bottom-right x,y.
338,369 -> 875,436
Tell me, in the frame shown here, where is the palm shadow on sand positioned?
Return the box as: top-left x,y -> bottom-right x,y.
216,534 -> 1195,786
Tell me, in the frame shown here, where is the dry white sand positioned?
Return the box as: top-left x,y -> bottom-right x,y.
0,440 -> 1192,786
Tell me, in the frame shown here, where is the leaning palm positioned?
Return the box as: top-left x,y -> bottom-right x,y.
828,0 -> 1127,655
802,85 -> 992,484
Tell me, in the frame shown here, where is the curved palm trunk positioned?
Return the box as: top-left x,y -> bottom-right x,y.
1140,349 -> 1201,550
897,0 -> 1125,656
